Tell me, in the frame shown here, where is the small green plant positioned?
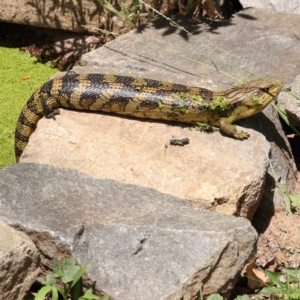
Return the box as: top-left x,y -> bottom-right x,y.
272,102 -> 300,138
34,258 -> 105,300
178,0 -> 199,15
203,267 -> 300,300
97,0 -> 154,28
260,268 -> 300,300
206,294 -> 255,300
282,185 -> 300,214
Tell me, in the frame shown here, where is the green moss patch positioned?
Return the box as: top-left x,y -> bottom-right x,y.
0,47 -> 58,169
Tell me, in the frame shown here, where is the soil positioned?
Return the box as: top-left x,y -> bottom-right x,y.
2,20 -> 300,300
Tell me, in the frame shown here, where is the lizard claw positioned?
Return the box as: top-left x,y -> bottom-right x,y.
46,109 -> 60,120
234,130 -> 250,140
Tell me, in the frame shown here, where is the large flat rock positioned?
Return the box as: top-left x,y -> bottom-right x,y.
70,7 -> 300,205
21,109 -> 270,220
0,163 -> 257,300
79,8 -> 300,86
20,8 -> 298,216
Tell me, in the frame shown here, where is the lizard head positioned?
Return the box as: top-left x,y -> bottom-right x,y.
226,78 -> 284,121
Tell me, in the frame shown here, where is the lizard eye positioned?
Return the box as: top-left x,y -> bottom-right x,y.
259,86 -> 271,93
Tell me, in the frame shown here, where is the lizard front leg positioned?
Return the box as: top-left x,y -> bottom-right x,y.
219,118 -> 250,140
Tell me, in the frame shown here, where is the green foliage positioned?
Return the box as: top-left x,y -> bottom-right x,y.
0,46 -> 58,169
205,293 -> 253,300
206,294 -> 223,300
281,185 -> 300,214
204,267 -> 300,300
97,0 -> 154,28
272,102 -> 300,138
260,268 -> 300,300
181,0 -> 199,15
34,258 -> 103,300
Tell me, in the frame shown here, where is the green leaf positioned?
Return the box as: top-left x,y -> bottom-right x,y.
282,268 -> 300,283
234,295 -> 251,300
52,286 -> 59,300
34,285 -> 52,300
45,273 -> 55,285
72,278 -> 82,300
260,286 -> 284,294
84,288 -> 94,295
78,287 -> 101,299
272,103 -> 300,137
56,286 -> 66,298
62,258 -> 80,283
206,294 -> 223,300
70,263 -> 91,289
289,290 -> 300,300
264,270 -> 285,288
282,186 -> 300,212
79,294 -> 101,300
53,258 -> 63,278
36,276 -> 47,285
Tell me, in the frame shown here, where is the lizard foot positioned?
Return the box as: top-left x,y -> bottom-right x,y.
233,130 -> 250,140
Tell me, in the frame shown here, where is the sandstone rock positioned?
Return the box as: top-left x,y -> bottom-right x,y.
239,0 -> 300,14
76,7 -> 300,205
238,103 -> 297,213
0,163 -> 258,300
21,108 -> 270,220
0,220 -> 40,300
20,8 -> 298,215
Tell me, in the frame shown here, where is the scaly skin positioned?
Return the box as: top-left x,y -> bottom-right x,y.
15,73 -> 284,161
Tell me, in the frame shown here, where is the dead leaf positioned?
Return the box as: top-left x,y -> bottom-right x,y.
246,259 -> 269,289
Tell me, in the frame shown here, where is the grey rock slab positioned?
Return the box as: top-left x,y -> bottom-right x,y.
0,163 -> 257,300
0,220 -> 40,300
239,0 -> 300,14
78,8 -> 300,87
75,8 -> 299,207
236,104 -> 297,207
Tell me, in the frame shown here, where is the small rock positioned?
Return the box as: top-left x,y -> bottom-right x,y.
0,220 -> 40,300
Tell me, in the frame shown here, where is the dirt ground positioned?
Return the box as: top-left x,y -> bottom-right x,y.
2,21 -> 300,299
233,133 -> 300,299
